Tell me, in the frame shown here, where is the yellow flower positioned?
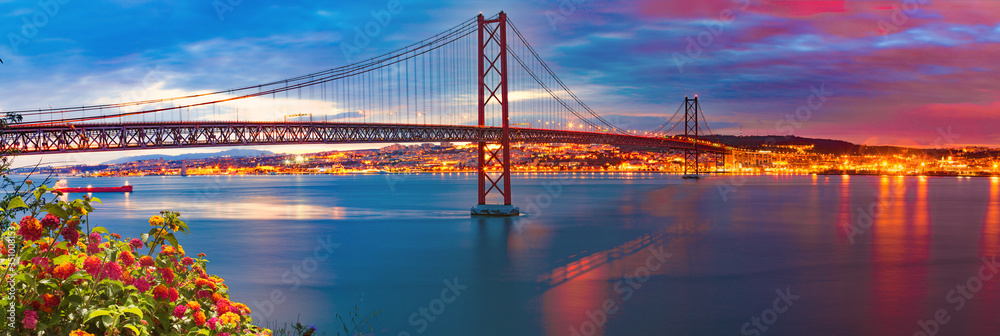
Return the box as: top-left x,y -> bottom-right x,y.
220,312 -> 240,326
69,330 -> 96,336
149,215 -> 164,227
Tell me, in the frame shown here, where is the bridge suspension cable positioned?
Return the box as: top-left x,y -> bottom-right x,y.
505,19 -> 628,135
650,101 -> 685,136
11,15 -> 487,126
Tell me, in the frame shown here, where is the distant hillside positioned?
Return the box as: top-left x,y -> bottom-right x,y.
102,149 -> 274,164
702,135 -> 926,155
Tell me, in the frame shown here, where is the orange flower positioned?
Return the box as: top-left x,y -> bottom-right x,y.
36,240 -> 50,251
53,262 -> 76,280
139,256 -> 155,267
118,250 -> 135,265
186,301 -> 202,311
160,245 -> 176,256
195,278 -> 217,291
41,293 -> 60,313
211,293 -> 224,302
233,302 -> 251,315
120,272 -> 134,284
193,311 -> 207,326
149,215 -> 164,227
152,285 -> 169,300
17,216 -> 43,241
69,330 -> 96,336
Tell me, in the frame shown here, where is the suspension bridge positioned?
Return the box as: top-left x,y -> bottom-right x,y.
1,12 -> 730,216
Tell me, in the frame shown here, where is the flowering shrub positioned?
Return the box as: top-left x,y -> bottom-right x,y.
0,187 -> 273,336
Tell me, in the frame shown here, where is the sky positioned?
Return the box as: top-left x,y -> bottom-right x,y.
1,0 -> 999,166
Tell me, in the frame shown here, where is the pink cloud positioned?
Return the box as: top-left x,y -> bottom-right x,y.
631,0 -> 1000,38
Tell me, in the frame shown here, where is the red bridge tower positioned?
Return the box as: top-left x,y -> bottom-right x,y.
472,12 -> 520,216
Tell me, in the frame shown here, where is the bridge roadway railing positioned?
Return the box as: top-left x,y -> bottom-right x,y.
1,122 -> 728,155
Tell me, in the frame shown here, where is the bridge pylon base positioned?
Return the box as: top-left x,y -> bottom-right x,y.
471,204 -> 520,217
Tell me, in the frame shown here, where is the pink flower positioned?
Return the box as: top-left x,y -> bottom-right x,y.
133,277 -> 151,293
60,226 -> 80,245
88,232 -> 102,244
86,242 -> 102,254
206,317 -> 221,330
100,262 -> 123,281
181,257 -> 194,266
168,287 -> 179,302
130,238 -> 143,249
23,310 -> 38,330
159,267 -> 175,284
172,305 -> 187,318
30,257 -> 50,270
83,256 -> 102,277
40,214 -> 61,230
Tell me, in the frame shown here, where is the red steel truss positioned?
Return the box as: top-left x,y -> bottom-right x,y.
477,12 -> 513,206
0,122 -> 726,156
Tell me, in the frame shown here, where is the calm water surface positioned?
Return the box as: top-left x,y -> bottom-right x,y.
58,173 -> 1000,335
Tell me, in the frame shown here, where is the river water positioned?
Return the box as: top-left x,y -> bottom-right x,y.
53,173 -> 1000,335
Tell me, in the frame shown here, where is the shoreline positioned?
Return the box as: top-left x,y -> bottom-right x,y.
24,171 -> 1000,178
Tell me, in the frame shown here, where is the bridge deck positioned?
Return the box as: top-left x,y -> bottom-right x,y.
1,122 -> 729,155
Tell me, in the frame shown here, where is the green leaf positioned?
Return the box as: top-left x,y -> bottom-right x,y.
33,188 -> 45,200
67,295 -> 84,306
91,197 -> 102,204
122,306 -> 143,319
176,220 -> 189,234
67,272 -> 90,281
52,255 -> 72,266
99,279 -> 126,292
42,203 -> 69,219
5,196 -> 27,211
84,309 -> 114,323
163,232 -> 178,248
124,324 -> 139,335
92,226 -> 109,234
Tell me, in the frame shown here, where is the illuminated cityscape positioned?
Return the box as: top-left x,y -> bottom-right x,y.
30,138 -> 1000,177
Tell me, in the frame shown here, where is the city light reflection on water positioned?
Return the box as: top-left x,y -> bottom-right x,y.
49,174 -> 1000,335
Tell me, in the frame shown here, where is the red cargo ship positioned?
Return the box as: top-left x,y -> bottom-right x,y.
52,181 -> 132,193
